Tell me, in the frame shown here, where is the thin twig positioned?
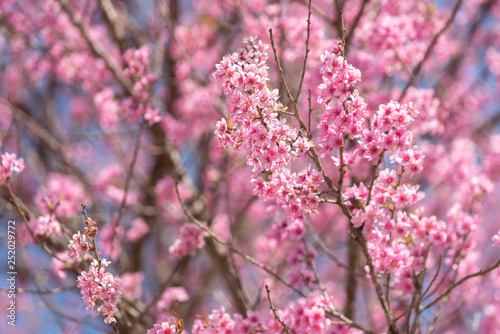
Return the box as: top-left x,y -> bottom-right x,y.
143,256 -> 190,314
111,119 -> 146,255
340,10 -> 346,58
295,0 -> 312,103
426,294 -> 450,334
269,29 -> 339,197
302,238 -> 330,300
174,180 -> 303,295
306,221 -> 351,271
307,89 -> 312,133
3,183 -> 62,261
269,29 -> 296,110
422,255 -> 443,298
81,204 -> 102,266
354,228 -> 398,333
265,285 -> 290,334
421,257 -> 500,312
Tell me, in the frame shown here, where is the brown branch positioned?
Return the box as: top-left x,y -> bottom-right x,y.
174,181 -> 303,295
176,182 -> 370,332
2,99 -> 95,191
445,0 -> 496,78
205,239 -> 250,315
353,228 -> 398,333
3,183 -> 62,261
81,204 -> 102,267
112,120 -> 146,249
295,0 -> 312,103
143,256 -> 190,315
265,284 -> 290,334
345,234 -> 360,319
302,238 -> 330,300
269,29 -> 339,198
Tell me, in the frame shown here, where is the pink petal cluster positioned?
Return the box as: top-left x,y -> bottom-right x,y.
126,217 -> 150,242
98,221 -> 124,261
68,231 -> 91,260
214,38 -> 319,227
156,287 -> 189,314
35,173 -> 89,218
192,295 -> 362,334
169,223 -> 207,258
316,49 -> 364,156
121,46 -> 161,125
28,214 -> 62,239
147,316 -> 180,334
213,37 -> 310,173
77,259 -> 122,325
0,152 -> 24,183
252,166 -> 321,221
94,88 -> 120,129
120,272 -> 144,301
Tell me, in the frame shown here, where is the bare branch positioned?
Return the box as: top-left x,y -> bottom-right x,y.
265,284 -> 290,334
295,0 -> 312,103
174,180 -> 303,295
422,257 -> 500,312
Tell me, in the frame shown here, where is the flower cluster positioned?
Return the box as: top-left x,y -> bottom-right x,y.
125,217 -> 150,242
0,152 -> 24,184
156,287 -> 189,314
34,173 -> 89,218
214,37 -> 310,173
28,215 -> 62,240
252,166 -> 321,221
214,38 -> 319,226
94,88 -> 121,129
169,223 -> 207,258
316,49 -> 365,156
120,272 -> 144,301
51,231 -> 93,280
345,169 -> 448,292
147,315 -> 183,334
192,295 -> 360,334
77,259 -> 122,325
68,231 -> 91,260
361,101 -> 423,173
121,45 -> 161,125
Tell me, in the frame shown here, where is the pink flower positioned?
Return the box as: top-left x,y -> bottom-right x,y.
169,223 -> 207,258
77,259 -> 121,324
0,152 -> 24,183
68,231 -> 91,260
120,272 -> 144,300
126,218 -> 150,242
28,215 -> 62,239
35,173 -> 89,218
